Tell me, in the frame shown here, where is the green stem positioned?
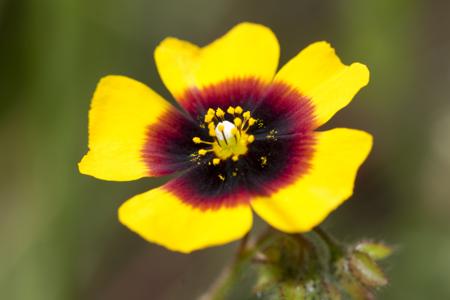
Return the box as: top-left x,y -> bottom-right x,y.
206,257 -> 248,300
204,227 -> 345,299
313,226 -> 344,262
202,233 -> 253,300
236,232 -> 249,258
203,228 -> 277,300
292,233 -> 323,279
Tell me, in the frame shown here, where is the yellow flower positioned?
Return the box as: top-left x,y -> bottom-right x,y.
78,23 -> 372,253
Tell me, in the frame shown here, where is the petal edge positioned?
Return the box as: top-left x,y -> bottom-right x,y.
275,42 -> 370,127
119,185 -> 253,253
78,75 -> 172,181
155,22 -> 280,105
251,128 -> 373,233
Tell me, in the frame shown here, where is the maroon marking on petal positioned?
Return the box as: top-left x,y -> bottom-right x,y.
142,107 -> 201,176
180,77 -> 269,119
162,77 -> 318,211
166,173 -> 254,211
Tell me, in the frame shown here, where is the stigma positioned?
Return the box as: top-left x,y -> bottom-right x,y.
192,106 -> 256,164
215,121 -> 236,145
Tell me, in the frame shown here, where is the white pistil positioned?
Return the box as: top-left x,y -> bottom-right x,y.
215,121 -> 238,146
192,106 -> 258,164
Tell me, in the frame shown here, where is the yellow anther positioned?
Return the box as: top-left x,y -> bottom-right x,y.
196,106 -> 256,163
218,174 -> 225,181
216,108 -> 225,118
261,156 -> 268,166
204,114 -> 214,123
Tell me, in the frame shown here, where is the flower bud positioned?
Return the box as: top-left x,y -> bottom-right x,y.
355,241 -> 393,260
349,251 -> 388,287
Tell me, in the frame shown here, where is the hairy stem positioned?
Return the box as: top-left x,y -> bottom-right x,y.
200,233 -> 252,300
314,226 -> 345,263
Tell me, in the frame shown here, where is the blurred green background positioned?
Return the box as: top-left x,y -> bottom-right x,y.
1,0 -> 450,299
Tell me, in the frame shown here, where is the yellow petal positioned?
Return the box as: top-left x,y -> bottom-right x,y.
251,128 -> 373,233
275,42 -> 369,127
155,22 -> 279,100
119,185 -> 253,253
78,75 -> 172,181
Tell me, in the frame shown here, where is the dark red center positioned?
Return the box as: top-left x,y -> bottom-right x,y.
143,77 -> 317,210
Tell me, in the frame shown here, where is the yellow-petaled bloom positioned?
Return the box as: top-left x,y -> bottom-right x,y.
78,23 -> 373,253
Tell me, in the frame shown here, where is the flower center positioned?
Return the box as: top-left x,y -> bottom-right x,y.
192,106 -> 256,165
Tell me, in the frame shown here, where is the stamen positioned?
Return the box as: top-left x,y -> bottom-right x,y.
198,149 -> 208,156
215,122 -> 229,145
229,127 -> 238,143
204,108 -> 216,123
204,114 -> 213,123
193,106 -> 258,164
261,156 -> 268,166
208,123 -> 217,137
216,108 -> 225,118
192,137 -> 213,145
220,132 -> 228,145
